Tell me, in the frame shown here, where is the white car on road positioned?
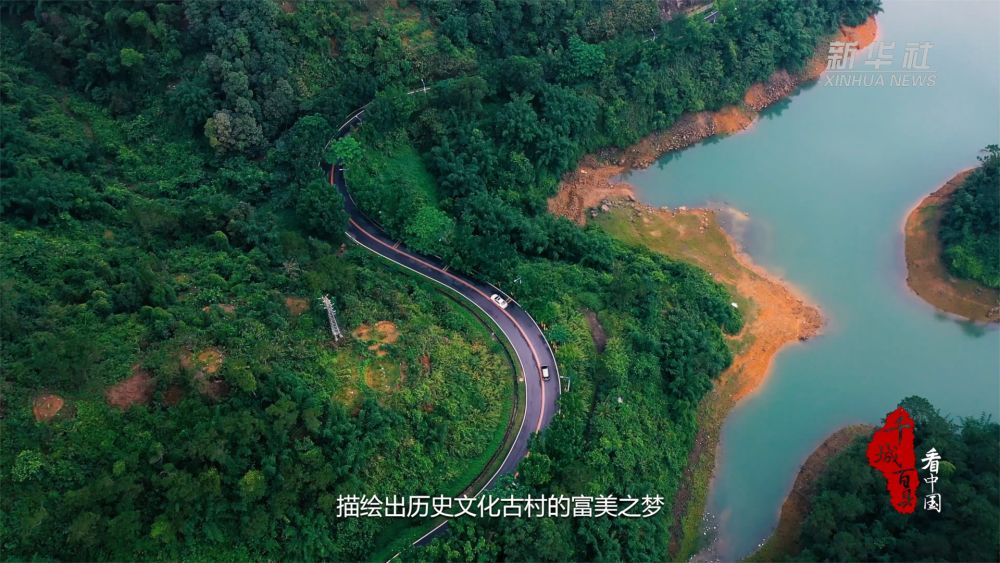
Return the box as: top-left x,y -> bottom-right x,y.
490,294 -> 509,309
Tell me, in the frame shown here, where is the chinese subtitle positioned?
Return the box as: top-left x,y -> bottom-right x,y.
335,494 -> 664,519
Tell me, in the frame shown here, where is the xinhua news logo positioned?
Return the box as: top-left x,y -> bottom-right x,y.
825,41 -> 936,87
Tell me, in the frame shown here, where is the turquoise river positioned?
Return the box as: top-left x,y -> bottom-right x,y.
622,0 -> 1000,559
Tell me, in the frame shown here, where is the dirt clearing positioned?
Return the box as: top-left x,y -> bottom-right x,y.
353,321 -> 401,357
33,394 -> 65,422
106,365 -> 156,409
180,347 -> 229,400
284,296 -> 309,316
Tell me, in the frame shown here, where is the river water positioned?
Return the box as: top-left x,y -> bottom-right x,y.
622,1 -> 1000,559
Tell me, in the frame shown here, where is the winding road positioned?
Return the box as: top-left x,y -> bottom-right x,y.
328,107 -> 562,549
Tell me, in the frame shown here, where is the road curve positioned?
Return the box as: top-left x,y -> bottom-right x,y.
328,109 -> 562,548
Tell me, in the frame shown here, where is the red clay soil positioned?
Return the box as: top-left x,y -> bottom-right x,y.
106,366 -> 156,410
712,105 -> 757,135
196,348 -> 224,374
195,349 -> 228,399
546,155 -> 639,225
32,394 -> 65,422
180,347 -> 230,400
284,296 -> 310,316
904,169 -> 1000,322
352,321 -> 401,357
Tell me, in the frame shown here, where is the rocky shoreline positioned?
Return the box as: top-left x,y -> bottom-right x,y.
547,16 -> 879,225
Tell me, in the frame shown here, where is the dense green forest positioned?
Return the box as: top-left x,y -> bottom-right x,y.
2,0 -> 877,560
940,145 -> 1000,289
790,397 -> 999,562
1,4 -> 519,558
1,46 -> 520,559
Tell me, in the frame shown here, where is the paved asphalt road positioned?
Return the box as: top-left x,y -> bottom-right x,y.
329,109 -> 561,549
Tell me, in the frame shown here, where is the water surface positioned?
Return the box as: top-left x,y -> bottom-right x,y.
623,1 -> 1000,558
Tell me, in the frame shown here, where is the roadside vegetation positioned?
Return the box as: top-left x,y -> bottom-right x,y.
339,1 -> 878,559
2,0 -> 878,560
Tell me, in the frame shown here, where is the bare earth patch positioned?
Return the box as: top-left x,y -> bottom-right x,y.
582,308 -> 608,353
364,361 -> 404,394
201,303 -> 236,314
33,394 -> 64,422
352,321 -> 401,357
904,169 -> 1000,323
546,155 -> 638,225
749,424 -> 875,561
196,348 -> 224,374
106,365 -> 156,410
180,347 -> 229,400
284,296 -> 310,316
712,105 -> 757,135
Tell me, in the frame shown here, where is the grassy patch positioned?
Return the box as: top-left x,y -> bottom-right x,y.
594,207 -> 742,283
363,140 -> 439,204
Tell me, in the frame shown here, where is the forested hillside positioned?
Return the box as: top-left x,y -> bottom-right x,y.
792,397 -> 999,562
2,0 -> 876,560
940,145 -> 1000,289
1,47 -> 521,559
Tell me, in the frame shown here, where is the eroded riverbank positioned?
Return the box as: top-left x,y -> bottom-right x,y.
548,17 -> 878,225
547,16 -> 877,559
592,201 -> 823,559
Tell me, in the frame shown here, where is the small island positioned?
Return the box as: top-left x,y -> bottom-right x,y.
904,146 -> 1000,323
